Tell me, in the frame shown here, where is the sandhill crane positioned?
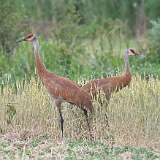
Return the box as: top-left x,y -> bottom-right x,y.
81,48 -> 140,124
82,48 -> 139,100
17,33 -> 93,138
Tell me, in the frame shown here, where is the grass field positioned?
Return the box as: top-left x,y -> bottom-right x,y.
0,75 -> 160,159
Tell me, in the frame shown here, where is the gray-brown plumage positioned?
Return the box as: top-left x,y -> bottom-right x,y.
82,49 -> 139,102
17,33 -> 93,138
81,48 -> 140,126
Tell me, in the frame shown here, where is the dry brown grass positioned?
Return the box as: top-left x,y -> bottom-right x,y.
0,76 -> 160,154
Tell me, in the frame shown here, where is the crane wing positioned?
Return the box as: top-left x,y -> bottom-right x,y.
42,74 -> 83,105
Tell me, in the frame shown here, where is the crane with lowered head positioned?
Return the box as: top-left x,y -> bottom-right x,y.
17,33 -> 94,139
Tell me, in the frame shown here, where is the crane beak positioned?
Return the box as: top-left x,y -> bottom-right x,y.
16,37 -> 26,43
134,51 -> 140,56
134,51 -> 145,56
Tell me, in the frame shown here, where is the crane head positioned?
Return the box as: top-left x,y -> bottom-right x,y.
16,33 -> 36,43
127,48 -> 139,56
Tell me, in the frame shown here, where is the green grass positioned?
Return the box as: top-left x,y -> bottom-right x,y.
0,34 -> 150,84
1,30 -> 160,88
0,135 -> 159,159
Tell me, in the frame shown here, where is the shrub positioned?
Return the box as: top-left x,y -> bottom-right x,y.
0,0 -> 24,55
148,19 -> 160,63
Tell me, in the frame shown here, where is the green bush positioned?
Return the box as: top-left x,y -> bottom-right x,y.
0,0 -> 24,54
148,19 -> 160,63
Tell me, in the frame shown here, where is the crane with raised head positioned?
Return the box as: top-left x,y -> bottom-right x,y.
82,48 -> 139,101
17,33 -> 93,139
81,48 -> 140,124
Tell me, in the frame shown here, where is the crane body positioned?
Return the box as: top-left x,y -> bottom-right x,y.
83,73 -> 131,98
81,49 -> 139,126
82,49 -> 139,101
17,33 -> 93,138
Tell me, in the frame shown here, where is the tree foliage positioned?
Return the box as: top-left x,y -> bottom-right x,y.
0,0 -> 24,54
0,0 -> 160,82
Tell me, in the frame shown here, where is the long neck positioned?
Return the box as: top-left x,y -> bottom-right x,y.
124,50 -> 130,74
32,39 -> 46,77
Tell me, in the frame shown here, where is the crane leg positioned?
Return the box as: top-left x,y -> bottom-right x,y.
104,93 -> 111,128
83,109 -> 93,140
58,107 -> 64,138
104,113 -> 109,128
55,99 -> 64,138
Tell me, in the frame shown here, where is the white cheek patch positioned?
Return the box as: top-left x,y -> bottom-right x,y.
128,53 -> 132,56
128,50 -> 135,55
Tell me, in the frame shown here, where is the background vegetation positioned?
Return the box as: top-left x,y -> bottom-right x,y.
0,0 -> 160,159
1,0 -> 160,84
